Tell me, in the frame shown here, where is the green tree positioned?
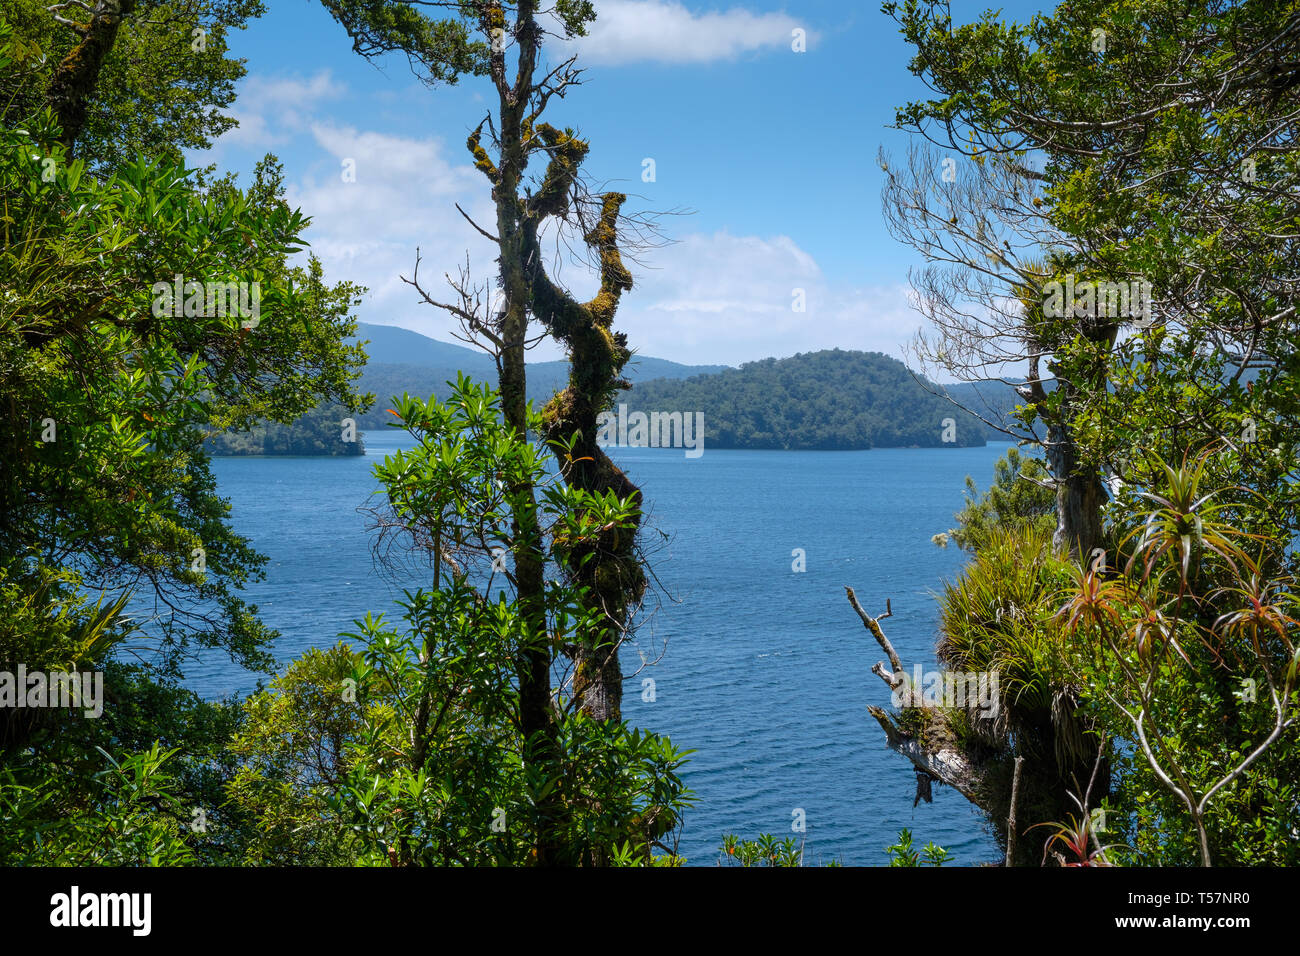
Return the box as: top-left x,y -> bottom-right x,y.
316,0 -> 673,860
6,0 -> 263,166
0,744 -> 195,866
947,446 -> 1055,552
225,643 -> 368,865
873,0 -> 1300,867
0,13 -> 367,678
322,0 -> 652,727
1058,454 -> 1300,866
0,8 -> 364,863
885,0 -> 1300,552
258,378 -> 691,866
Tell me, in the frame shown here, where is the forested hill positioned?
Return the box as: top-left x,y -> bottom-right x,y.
623,349 -> 991,449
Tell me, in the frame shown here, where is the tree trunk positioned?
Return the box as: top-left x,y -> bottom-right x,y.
848,588 -> 1106,866
490,75 -> 567,864
527,191 -> 642,723
1046,416 -> 1107,561
1025,344 -> 1108,563
45,0 -> 137,153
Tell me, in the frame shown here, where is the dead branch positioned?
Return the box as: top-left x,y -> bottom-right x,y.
849,590 -> 988,807
1007,755 -> 1025,866
845,588 -> 904,687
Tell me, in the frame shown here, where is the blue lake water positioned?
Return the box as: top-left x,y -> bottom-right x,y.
191,433 -> 1012,866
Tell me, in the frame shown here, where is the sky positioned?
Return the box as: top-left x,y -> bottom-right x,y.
202,0 -> 1048,367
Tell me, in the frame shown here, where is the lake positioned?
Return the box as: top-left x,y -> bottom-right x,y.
193,432 -> 1012,865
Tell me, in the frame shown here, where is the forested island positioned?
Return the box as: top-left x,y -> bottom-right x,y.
624,349 -> 992,449
207,321 -> 731,449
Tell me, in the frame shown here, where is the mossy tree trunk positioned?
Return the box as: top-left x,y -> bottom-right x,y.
521,139 -> 643,722
44,0 -> 138,153
462,0 -> 646,850
450,0 -> 570,864
1023,323 -> 1115,563
1045,411 -> 1107,561
323,0 -> 653,862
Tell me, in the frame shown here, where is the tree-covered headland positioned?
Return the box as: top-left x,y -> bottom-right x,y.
854,0 -> 1300,866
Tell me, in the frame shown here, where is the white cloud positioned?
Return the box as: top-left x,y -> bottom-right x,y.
220,71 -> 346,149
284,122 -> 504,345
299,182 -> 921,366
563,0 -> 809,65
603,231 -> 923,366
210,74 -> 529,352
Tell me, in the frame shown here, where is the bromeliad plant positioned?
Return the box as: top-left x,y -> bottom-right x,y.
1028,762 -> 1124,868
1059,451 -> 1300,866
1029,804 -> 1117,867
329,377 -> 692,866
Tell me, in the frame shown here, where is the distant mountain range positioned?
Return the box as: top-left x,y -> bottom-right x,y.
354,322 -> 729,380
351,323 -> 730,429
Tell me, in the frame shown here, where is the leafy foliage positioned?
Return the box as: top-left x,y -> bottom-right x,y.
225,644 -> 368,865
230,378 -> 695,866
0,744 -> 195,866
4,0 -> 266,176
0,18 -> 366,675
885,828 -> 951,866
718,832 -> 803,867
0,10 -> 364,865
1057,455 -> 1300,866
885,0 -> 1300,867
947,446 -> 1055,552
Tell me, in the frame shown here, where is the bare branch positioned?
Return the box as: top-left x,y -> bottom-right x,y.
455,203 -> 498,243
845,588 -> 904,685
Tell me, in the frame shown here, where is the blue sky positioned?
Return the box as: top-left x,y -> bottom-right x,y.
203,0 -> 1047,366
